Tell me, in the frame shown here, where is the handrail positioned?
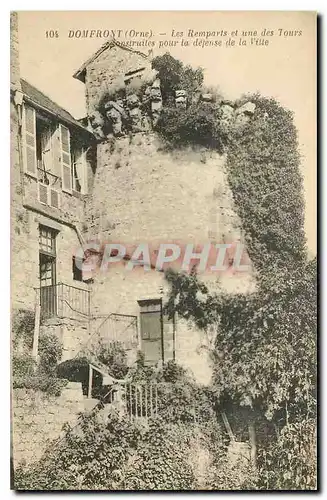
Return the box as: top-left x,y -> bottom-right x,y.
73,312 -> 138,360
56,282 -> 90,293
61,299 -> 89,317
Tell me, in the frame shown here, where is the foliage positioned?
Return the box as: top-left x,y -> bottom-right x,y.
163,258 -> 316,489
12,353 -> 36,379
150,53 -> 227,150
12,308 -> 35,350
226,94 -> 307,277
152,52 -> 204,104
123,419 -> 196,490
12,352 -> 67,397
127,356 -> 216,423
95,340 -> 129,379
156,103 -> 225,151
165,258 -> 316,423
14,412 -> 197,491
127,350 -> 159,383
257,418 -> 317,490
38,332 -> 63,375
13,373 -> 68,397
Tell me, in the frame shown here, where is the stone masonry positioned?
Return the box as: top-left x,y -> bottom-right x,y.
12,382 -> 85,467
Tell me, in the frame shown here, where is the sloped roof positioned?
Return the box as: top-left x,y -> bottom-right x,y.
20,78 -> 93,134
73,38 -> 149,83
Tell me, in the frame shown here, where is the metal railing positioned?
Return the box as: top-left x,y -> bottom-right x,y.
36,282 -> 91,320
37,165 -> 60,187
96,313 -> 138,348
74,312 -> 138,363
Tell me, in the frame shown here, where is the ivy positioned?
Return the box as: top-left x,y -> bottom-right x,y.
226,94 -> 307,277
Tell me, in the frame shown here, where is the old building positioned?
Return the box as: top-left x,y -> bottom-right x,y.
11,13 -> 96,360
11,15 -> 253,385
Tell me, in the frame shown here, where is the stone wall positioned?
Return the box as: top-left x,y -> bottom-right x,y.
12,382 -> 85,467
84,43 -> 151,115
10,12 -> 21,92
83,132 -> 254,384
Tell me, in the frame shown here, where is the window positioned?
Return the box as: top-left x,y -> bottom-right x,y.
39,225 -> 57,255
39,225 -> 57,318
72,255 -> 83,282
71,143 -> 88,194
36,116 -> 55,172
22,104 -> 74,196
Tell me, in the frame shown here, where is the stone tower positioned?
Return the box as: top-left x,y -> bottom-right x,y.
74,40 -> 254,384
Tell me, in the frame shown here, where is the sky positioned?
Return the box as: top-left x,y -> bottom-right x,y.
17,11 -> 317,255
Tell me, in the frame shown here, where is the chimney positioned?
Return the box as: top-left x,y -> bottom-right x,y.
10,12 -> 21,91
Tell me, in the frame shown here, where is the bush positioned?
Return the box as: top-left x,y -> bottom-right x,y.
12,353 -> 36,379
95,341 -> 129,379
156,103 -> 225,151
12,309 -> 35,350
12,352 -> 68,397
13,374 -> 68,397
38,332 -> 62,375
257,418 -> 317,490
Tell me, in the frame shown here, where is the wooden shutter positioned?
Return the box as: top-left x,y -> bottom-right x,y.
75,148 -> 87,194
139,300 -> 163,365
38,183 -> 48,205
22,104 -> 37,177
59,124 -> 72,193
49,188 -> 60,209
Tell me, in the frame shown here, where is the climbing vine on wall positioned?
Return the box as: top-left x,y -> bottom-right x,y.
226,93 -> 307,277
157,55 -> 316,490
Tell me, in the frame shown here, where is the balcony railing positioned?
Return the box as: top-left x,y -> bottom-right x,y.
35,282 -> 91,321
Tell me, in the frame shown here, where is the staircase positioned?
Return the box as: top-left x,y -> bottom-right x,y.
72,311 -> 138,400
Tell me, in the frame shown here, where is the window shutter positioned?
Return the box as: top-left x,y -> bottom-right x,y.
75,148 -> 87,194
59,124 -> 72,193
38,183 -> 48,205
49,188 -> 60,209
22,104 -> 37,177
